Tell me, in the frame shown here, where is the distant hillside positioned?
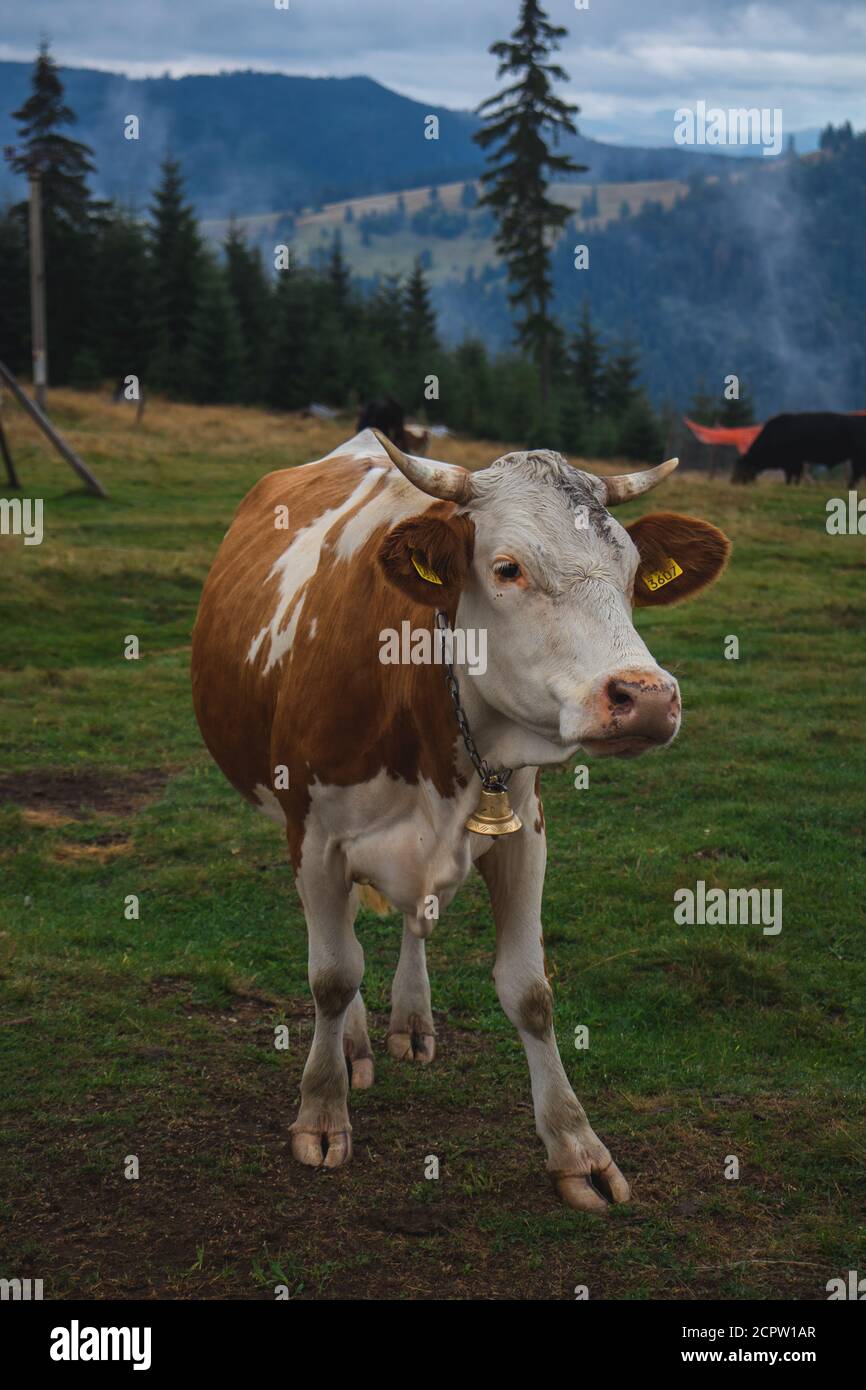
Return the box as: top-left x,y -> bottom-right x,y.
211,136 -> 865,419
0,61 -> 753,217
494,140 -> 864,416
201,175 -> 690,284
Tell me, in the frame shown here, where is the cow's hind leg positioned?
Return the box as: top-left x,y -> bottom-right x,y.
290,858 -> 364,1169
387,914 -> 436,1064
478,800 -> 630,1215
343,989 -> 374,1089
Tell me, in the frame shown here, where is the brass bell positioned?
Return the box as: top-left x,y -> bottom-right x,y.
465,786 -> 523,836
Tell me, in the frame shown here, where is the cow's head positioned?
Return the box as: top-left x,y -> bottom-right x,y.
375,434 -> 730,765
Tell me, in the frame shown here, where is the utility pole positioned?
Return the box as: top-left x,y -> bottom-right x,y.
28,169 -> 48,411
4,142 -> 50,411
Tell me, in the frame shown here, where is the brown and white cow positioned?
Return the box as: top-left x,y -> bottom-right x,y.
191,429 -> 730,1212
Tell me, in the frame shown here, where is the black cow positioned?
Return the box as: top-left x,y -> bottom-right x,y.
356,397 -> 409,451
732,412 -> 866,485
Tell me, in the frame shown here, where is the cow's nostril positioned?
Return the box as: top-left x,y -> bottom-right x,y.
607,680 -> 634,713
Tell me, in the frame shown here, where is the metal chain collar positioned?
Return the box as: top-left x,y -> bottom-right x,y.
435,609 -> 513,792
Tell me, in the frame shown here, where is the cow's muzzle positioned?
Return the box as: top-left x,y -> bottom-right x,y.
578,667 -> 681,757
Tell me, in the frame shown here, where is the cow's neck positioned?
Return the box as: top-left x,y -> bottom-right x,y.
442,656 -> 573,777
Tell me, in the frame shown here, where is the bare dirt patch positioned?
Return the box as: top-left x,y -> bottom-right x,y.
0,768 -> 173,820
52,837 -> 133,864
21,809 -> 76,829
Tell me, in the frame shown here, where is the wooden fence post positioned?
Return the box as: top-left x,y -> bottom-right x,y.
0,360 -> 107,498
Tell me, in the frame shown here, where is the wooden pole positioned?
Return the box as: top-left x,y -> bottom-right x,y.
28,171 -> 48,412
0,359 -> 107,497
0,390 -> 21,489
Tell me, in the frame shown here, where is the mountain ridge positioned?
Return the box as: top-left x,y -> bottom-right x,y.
0,61 -> 754,216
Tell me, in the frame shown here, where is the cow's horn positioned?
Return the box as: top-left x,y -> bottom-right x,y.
373,429 -> 474,504
603,457 -> 679,506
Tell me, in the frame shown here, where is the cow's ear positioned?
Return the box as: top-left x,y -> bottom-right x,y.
378,510 -> 475,610
626,510 -> 731,607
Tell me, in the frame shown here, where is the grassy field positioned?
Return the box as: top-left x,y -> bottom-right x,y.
0,389 -> 863,1301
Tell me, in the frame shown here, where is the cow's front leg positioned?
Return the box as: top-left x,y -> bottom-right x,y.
289,859 -> 364,1169
478,818 -> 630,1214
387,914 -> 435,1063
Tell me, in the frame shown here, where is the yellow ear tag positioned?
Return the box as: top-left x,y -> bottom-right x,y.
642,557 -> 683,593
411,551 -> 443,585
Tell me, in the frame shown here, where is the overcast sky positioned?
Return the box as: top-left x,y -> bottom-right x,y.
2,0 -> 864,142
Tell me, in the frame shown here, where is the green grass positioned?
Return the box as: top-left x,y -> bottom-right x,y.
0,390 -> 864,1300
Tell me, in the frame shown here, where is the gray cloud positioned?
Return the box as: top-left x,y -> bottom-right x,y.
1,0 -> 864,140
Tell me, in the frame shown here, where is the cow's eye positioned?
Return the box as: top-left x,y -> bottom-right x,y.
494,560 -> 521,581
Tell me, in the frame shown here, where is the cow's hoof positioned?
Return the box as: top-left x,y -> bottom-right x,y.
386,1030 -> 436,1064
349,1056 -> 374,1089
552,1159 -> 630,1213
290,1126 -> 352,1169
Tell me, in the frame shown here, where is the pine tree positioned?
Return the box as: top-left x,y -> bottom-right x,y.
224,221 -> 271,402
474,0 -> 585,398
367,274 -> 404,348
687,381 -> 720,425
268,269 -> 315,410
9,40 -> 99,382
603,339 -> 641,416
94,207 -> 152,389
580,187 -> 599,219
569,302 -> 604,412
185,254 -> 244,404
9,41 -> 96,231
616,395 -> 663,462
404,257 -> 438,356
399,257 -> 439,410
148,157 -> 203,391
558,383 -> 587,455
326,230 -> 352,325
719,381 -> 755,425
449,339 -> 495,435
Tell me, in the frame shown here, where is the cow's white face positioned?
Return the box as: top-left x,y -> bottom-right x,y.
376,438 -> 731,771
458,451 -> 680,760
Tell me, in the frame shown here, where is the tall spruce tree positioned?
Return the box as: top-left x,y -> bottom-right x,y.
326,231 -> 352,325
603,339 -> 641,416
224,221 -> 271,402
94,208 -> 152,390
185,254 -> 244,404
719,381 -> 755,424
400,256 -> 439,409
368,274 -> 404,349
570,301 -> 604,412
616,395 -> 663,462
404,256 -> 438,357
268,269 -> 315,410
449,339 -> 495,435
10,40 -> 99,382
10,41 -> 96,229
687,380 -> 721,425
474,0 -> 585,398
148,157 -> 203,391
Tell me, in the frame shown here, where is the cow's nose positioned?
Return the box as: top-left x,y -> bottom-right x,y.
603,669 -> 680,743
